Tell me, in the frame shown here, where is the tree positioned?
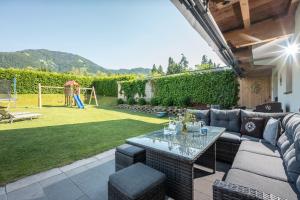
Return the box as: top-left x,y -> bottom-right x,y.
195,55 -> 216,70
179,53 -> 189,71
157,65 -> 164,75
201,55 -> 208,65
151,64 -> 158,74
167,57 -> 176,75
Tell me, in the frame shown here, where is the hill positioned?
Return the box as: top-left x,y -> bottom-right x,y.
0,49 -> 151,74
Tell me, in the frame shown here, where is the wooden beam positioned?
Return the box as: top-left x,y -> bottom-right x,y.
239,0 -> 250,28
223,0 -> 298,48
212,0 -> 240,10
224,14 -> 294,48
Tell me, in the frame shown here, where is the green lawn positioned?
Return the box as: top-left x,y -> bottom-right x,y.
0,103 -> 167,185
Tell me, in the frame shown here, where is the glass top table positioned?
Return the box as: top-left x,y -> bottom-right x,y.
126,126 -> 225,162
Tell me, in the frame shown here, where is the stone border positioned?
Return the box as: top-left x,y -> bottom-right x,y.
117,104 -> 186,116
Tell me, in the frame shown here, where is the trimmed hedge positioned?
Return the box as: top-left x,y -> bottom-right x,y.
152,70 -> 239,108
0,68 -> 135,96
92,75 -> 135,97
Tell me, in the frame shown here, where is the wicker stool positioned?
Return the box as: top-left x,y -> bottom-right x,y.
108,163 -> 166,200
115,144 -> 145,171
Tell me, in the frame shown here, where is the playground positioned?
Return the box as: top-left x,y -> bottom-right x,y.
0,78 -> 167,185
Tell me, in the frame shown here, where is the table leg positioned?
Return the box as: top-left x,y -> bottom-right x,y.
195,143 -> 216,173
146,150 -> 194,200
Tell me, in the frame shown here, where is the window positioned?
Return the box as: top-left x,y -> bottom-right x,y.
285,63 -> 293,94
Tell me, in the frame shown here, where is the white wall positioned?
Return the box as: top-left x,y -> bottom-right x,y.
271,5 -> 300,112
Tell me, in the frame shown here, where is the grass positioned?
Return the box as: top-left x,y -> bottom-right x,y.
0,98 -> 167,185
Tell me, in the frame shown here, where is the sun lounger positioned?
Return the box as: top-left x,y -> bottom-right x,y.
0,109 -> 42,123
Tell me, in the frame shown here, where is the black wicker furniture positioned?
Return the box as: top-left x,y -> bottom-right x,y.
115,144 -> 145,171
126,126 -> 225,200
213,113 -> 300,200
108,163 -> 166,200
254,102 -> 283,113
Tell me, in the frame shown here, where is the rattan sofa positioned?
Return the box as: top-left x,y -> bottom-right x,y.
188,109 -> 300,199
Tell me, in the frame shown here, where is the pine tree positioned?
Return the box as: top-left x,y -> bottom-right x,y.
151,64 -> 158,74
158,65 -> 164,75
179,53 -> 189,71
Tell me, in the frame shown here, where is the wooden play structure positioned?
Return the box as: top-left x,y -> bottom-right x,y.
38,81 -> 98,108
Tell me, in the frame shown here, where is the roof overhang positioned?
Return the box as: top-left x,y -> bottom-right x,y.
171,0 -> 242,76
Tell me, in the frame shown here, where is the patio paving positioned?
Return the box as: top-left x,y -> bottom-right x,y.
1,148 -> 230,200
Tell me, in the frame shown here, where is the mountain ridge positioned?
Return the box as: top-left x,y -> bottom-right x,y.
0,49 -> 151,75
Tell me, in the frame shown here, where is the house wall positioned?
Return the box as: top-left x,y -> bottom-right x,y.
271,5 -> 300,112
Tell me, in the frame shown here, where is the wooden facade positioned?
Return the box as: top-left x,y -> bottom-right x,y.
238,76 -> 271,108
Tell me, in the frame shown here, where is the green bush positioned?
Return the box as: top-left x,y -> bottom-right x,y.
150,97 -> 160,106
138,98 -> 147,105
127,97 -> 136,105
177,96 -> 191,107
153,70 -> 239,108
162,97 -> 174,107
117,98 -> 124,104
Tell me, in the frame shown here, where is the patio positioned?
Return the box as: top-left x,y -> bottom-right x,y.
0,148 -> 230,200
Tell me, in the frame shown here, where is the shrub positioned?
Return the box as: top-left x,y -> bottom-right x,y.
162,97 -> 174,107
127,97 -> 136,105
150,97 -> 160,106
177,96 -> 191,107
117,98 -> 124,104
152,70 -> 239,108
138,98 -> 147,105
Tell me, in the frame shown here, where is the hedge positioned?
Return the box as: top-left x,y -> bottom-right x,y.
152,70 -> 239,108
92,75 -> 135,97
0,68 -> 135,96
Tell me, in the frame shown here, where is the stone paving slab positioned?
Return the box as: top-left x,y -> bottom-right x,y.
6,168 -> 62,193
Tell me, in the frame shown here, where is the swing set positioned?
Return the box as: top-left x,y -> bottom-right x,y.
38,81 -> 98,108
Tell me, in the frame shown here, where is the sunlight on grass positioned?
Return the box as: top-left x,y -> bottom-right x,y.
0,104 -> 167,185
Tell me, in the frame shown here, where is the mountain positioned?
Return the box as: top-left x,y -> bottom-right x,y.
0,49 -> 151,75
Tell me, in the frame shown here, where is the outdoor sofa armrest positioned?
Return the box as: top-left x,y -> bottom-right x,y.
213,180 -> 285,200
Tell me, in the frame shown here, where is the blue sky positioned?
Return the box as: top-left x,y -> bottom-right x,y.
0,0 -> 223,70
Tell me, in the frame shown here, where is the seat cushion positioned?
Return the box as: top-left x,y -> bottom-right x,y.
116,144 -> 145,157
226,169 -> 299,200
240,134 -> 262,142
239,141 -> 281,157
232,150 -> 288,182
186,109 -> 210,125
109,163 -> 166,199
210,109 -> 241,132
218,131 -> 241,144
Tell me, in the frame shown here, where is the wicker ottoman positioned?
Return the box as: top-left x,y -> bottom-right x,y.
115,144 -> 145,171
108,163 -> 166,200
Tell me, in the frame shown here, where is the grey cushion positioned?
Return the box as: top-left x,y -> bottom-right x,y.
232,150 -> 288,182
210,109 -> 241,132
218,131 -> 241,144
186,109 -> 210,125
239,140 -> 281,157
282,113 -> 297,130
226,169 -> 299,200
109,163 -> 166,199
116,144 -> 145,157
297,175 -> 300,194
241,110 -> 286,122
263,118 -> 279,146
240,134 -> 262,142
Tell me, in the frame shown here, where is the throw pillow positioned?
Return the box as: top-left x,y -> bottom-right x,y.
240,117 -> 265,138
263,118 -> 279,146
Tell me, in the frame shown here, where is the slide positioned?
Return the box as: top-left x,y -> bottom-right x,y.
74,95 -> 84,109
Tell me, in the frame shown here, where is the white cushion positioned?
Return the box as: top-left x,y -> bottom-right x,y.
263,118 -> 279,146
